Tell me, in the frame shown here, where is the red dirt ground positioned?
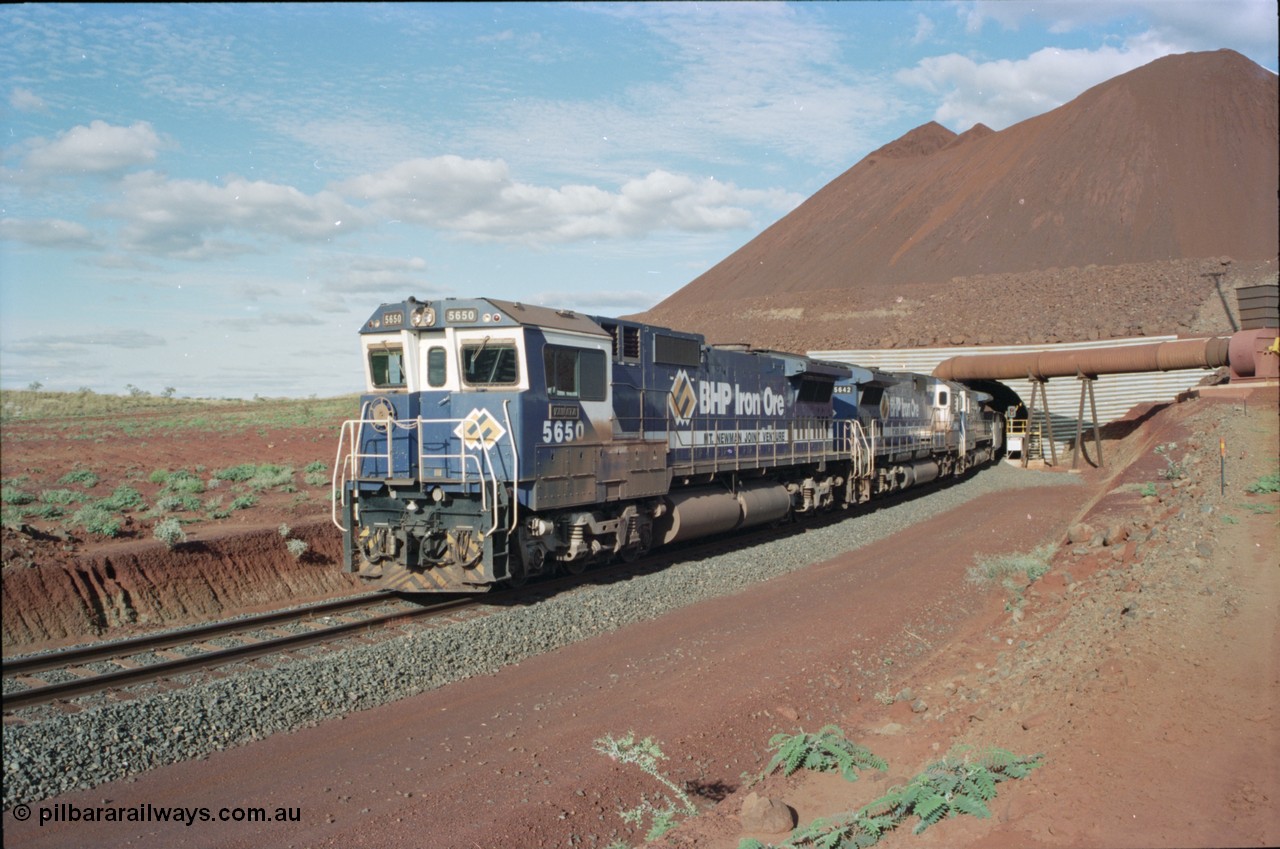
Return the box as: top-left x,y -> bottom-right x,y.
5,386 -> 1276,849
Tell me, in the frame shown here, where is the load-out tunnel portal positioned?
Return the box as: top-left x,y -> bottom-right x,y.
931,328 -> 1277,468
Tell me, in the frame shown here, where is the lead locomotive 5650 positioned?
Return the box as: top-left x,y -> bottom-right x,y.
333,297 -> 1004,592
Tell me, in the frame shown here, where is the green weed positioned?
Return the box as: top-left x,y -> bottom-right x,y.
968,544 -> 1054,586
1154,442 -> 1187,480
595,732 -> 697,843
741,747 -> 1043,849
1245,472 -> 1280,494
763,726 -> 886,782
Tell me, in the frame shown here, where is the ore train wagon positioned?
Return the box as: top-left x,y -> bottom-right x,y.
332,297 -> 1003,592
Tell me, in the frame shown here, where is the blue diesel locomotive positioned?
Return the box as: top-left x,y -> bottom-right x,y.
332,297 -> 1003,592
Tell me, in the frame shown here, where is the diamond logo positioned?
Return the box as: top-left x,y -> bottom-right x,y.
668,370 -> 697,426
455,408 -> 507,449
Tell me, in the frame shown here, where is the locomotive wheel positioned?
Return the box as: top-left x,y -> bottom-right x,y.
619,525 -> 652,563
506,555 -> 528,589
562,558 -> 587,576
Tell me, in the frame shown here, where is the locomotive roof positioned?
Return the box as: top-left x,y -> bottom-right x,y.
360,297 -> 610,338
485,299 -> 610,337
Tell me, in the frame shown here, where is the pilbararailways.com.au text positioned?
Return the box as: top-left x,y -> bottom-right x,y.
27,802 -> 301,827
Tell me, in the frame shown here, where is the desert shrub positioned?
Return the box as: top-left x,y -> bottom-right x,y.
286,538 -> 309,559
212,464 -> 258,483
98,485 -> 145,512
39,489 -> 83,506
57,468 -> 100,488
73,505 -> 122,537
247,464 -> 294,492
154,494 -> 201,513
162,470 -> 206,495
1,485 -> 35,506
153,517 -> 187,549
229,494 -> 257,511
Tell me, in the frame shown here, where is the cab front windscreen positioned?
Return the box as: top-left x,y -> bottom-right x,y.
461,340 -> 519,386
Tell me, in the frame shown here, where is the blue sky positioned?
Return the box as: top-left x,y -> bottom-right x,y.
2,2 -> 1276,398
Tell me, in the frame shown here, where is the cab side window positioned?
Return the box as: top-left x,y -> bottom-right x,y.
427,347 -> 447,388
544,345 -> 606,401
370,346 -> 406,388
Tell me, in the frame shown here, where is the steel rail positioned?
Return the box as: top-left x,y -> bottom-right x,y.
2,596 -> 473,711
2,592 -> 398,677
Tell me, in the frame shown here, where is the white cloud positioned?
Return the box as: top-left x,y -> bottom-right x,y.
534,288 -> 665,316
959,0 -> 1277,59
20,120 -> 164,177
0,217 -> 98,249
911,13 -> 937,46
107,171 -> 361,258
463,3 -> 907,179
897,40 -> 1177,130
6,330 -> 167,353
8,87 -> 46,112
315,254 -> 433,296
339,156 -> 800,244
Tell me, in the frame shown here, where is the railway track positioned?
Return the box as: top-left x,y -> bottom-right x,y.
2,479 -> 956,715
1,592 -> 473,712
0,533 -> 753,714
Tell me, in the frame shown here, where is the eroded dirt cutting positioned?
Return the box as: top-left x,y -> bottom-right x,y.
1,420 -> 365,650
2,522 -> 362,648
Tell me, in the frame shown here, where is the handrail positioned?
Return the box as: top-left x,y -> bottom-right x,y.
504,399 -> 518,534
332,411 -> 514,540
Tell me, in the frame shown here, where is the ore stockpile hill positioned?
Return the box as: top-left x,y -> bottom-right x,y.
637,49 -> 1279,352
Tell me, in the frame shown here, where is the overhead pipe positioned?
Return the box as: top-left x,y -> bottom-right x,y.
932,334 -> 1241,381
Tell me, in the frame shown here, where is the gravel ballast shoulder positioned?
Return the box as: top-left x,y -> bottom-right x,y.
3,463 -> 1077,808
